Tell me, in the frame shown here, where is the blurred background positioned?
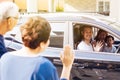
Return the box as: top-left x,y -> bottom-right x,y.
0,0 -> 120,22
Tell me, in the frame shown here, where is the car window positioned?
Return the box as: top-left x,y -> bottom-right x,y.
73,23 -> 96,50
49,22 -> 65,48
73,23 -> 120,54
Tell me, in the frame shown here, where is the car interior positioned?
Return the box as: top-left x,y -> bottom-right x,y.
73,23 -> 120,53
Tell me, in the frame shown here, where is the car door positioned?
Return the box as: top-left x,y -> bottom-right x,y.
70,20 -> 120,80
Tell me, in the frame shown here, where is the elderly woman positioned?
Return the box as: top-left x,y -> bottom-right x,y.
0,16 -> 74,80
0,1 -> 19,57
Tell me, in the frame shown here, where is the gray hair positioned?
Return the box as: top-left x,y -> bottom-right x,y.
0,1 -> 19,21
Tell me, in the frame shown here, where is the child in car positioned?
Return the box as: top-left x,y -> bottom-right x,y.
103,35 -> 116,53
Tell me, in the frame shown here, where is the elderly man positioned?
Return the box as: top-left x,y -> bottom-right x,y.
0,1 -> 19,57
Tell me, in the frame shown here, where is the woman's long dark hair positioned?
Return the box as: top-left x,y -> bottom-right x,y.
94,29 -> 107,42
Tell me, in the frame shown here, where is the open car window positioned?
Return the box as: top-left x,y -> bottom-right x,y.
73,23 -> 120,54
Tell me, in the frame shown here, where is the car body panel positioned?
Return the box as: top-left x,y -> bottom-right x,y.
5,13 -> 120,61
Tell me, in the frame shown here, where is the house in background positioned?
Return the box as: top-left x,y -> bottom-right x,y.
13,0 -> 109,14
14,0 -> 27,13
110,0 -> 120,22
0,0 -> 12,2
0,0 -> 120,22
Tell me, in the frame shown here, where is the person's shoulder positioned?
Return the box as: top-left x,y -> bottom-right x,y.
0,52 -> 11,61
112,45 -> 116,50
78,41 -> 84,45
39,57 -> 54,67
77,41 -> 86,47
1,51 -> 17,59
35,57 -> 56,74
1,52 -> 10,58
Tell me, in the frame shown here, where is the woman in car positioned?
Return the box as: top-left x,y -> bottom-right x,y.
0,16 -> 74,80
77,25 -> 103,51
93,29 -> 108,51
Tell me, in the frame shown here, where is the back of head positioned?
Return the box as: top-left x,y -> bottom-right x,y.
21,16 -> 51,49
0,1 -> 19,22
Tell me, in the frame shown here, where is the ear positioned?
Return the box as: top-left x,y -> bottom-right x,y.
7,18 -> 12,26
40,42 -> 45,49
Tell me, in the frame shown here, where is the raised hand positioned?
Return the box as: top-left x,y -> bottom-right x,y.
93,41 -> 103,52
60,45 -> 74,67
60,45 -> 74,80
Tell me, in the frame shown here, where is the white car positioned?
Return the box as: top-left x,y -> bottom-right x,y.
4,13 -> 120,80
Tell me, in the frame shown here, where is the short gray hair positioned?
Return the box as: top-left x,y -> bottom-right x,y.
0,1 -> 19,21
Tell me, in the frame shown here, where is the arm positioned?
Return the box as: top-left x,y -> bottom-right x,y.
60,45 -> 74,80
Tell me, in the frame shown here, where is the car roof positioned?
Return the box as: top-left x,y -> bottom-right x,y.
20,13 -> 120,39
21,13 -> 100,21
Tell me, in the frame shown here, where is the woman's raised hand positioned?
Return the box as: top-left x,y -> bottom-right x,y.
93,41 -> 103,52
60,45 -> 74,67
